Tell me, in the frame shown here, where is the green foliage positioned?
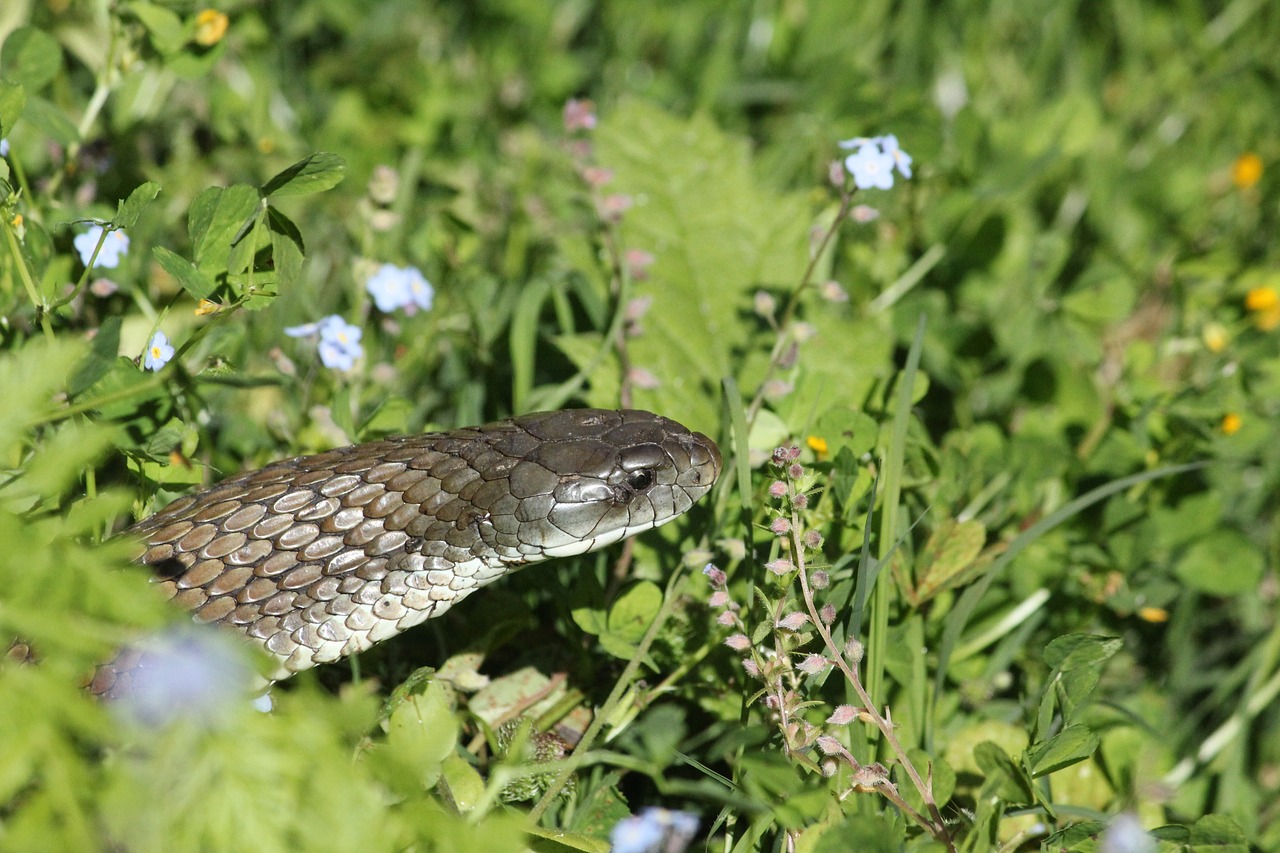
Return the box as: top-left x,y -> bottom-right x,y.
1,0 -> 1277,850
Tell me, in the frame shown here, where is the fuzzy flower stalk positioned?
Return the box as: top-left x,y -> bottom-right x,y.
706,446 -> 954,850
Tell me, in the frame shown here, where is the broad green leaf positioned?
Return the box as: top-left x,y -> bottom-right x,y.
914,518 -> 988,600
153,246 -> 216,300
188,184 -> 261,276
592,100 -> 810,430
1043,634 -> 1123,671
0,79 -> 25,137
605,580 -> 662,645
1026,724 -> 1098,777
0,27 -> 61,91
68,315 -> 121,397
385,684 -> 457,790
1188,814 -> 1249,850
114,182 -> 162,228
811,813 -> 904,853
260,152 -> 347,198
1174,530 -> 1264,596
973,741 -> 1033,804
437,753 -> 485,814
266,206 -> 305,288
21,95 -> 79,145
125,2 -> 187,55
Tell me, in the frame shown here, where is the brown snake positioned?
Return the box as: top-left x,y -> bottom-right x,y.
90,409 -> 720,699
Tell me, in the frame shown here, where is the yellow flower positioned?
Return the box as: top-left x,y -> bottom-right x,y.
1221,413 -> 1242,435
1246,287 -> 1280,330
194,9 -> 229,46
1232,153 -> 1263,189
1246,286 -> 1279,312
806,435 -> 829,458
195,299 -> 221,316
1201,322 -> 1228,353
1137,606 -> 1169,623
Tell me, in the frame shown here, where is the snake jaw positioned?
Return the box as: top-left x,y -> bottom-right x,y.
94,409 -> 721,697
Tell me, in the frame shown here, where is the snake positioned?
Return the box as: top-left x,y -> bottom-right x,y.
89,409 -> 720,699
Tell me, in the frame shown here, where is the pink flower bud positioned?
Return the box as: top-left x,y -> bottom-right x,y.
725,634 -> 751,651
826,705 -> 858,725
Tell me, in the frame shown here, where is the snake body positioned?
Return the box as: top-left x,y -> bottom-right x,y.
90,409 -> 719,698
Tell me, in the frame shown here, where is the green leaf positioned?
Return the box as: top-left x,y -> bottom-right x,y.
153,246 -> 216,300
598,580 -> 661,660
591,100 -> 810,429
125,2 -> 187,55
188,184 -> 261,277
973,740 -> 1034,804
266,206 -> 305,288
605,580 -> 662,645
0,79 -> 25,137
810,814 -> 903,853
385,683 -> 457,790
21,95 -> 79,145
1174,529 -> 1264,595
1188,814 -> 1249,850
1043,633 -> 1123,670
260,152 -> 347,198
914,518 -> 988,600
68,315 -> 121,398
1026,724 -> 1098,777
113,182 -> 162,228
0,27 -> 61,91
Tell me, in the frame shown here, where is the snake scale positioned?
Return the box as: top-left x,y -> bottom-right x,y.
90,409 -> 720,699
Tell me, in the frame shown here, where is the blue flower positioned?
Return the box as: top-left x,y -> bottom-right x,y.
1101,814 -> 1155,853
108,626 -> 257,727
844,143 -> 896,190
367,263 -> 411,312
0,139 -> 8,157
880,133 -> 913,178
286,314 -> 363,371
143,331 -> 175,371
404,266 -> 434,311
74,224 -> 130,268
838,134 -> 913,190
610,808 -> 699,853
366,263 -> 433,313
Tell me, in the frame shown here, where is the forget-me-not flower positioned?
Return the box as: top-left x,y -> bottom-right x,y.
143,331 -> 175,371
610,808 -> 699,853
286,314 -> 363,371
74,225 -> 130,269
837,134 -> 914,190
366,263 -> 433,314
108,626 -> 257,727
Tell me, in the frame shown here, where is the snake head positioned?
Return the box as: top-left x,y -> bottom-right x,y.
500,408 -> 721,560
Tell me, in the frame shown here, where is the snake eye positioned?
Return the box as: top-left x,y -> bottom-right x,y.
625,469 -> 655,492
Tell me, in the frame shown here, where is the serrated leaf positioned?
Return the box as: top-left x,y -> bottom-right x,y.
0,27 -> 61,91
68,315 -> 121,398
593,100 -> 810,429
114,182 -> 161,228
260,152 -> 347,198
1026,724 -> 1098,777
153,246 -> 216,300
0,80 -> 25,137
